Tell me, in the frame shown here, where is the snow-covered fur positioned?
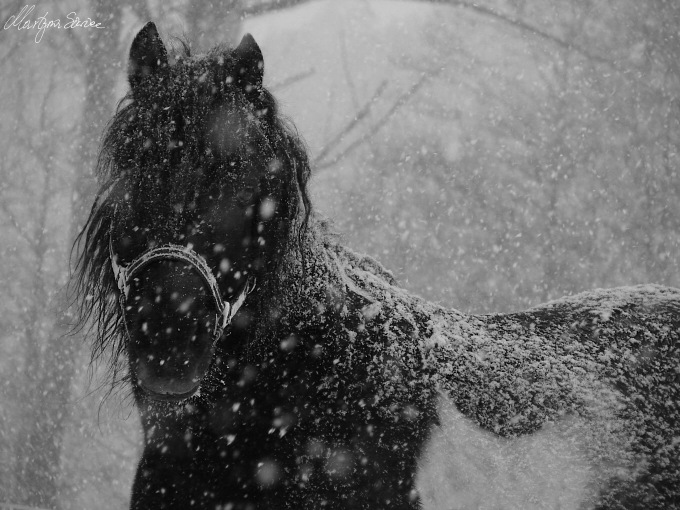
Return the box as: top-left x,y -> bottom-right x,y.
75,23 -> 680,510
132,221 -> 680,509
292,226 -> 680,509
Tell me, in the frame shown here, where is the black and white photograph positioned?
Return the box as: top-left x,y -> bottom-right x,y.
1,1 -> 679,509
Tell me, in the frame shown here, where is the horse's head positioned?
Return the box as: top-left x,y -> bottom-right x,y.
76,23 -> 310,402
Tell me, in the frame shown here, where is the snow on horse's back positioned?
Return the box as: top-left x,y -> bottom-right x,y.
341,249 -> 680,508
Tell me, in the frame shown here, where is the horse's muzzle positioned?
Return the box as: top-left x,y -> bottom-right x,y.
134,356 -> 206,402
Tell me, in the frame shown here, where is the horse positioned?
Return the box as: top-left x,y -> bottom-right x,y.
73,22 -> 680,509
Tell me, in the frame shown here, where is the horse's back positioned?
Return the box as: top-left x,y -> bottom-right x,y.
419,284 -> 680,509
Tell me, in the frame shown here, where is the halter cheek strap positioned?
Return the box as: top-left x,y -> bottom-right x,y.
110,236 -> 256,341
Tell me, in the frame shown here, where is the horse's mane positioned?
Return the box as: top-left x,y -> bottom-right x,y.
71,40 -> 314,384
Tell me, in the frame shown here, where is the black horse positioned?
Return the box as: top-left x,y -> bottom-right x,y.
74,23 -> 680,509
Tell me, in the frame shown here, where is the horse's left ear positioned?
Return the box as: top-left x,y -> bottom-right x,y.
128,22 -> 168,90
233,33 -> 264,95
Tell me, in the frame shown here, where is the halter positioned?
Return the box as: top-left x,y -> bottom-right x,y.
110,236 -> 256,343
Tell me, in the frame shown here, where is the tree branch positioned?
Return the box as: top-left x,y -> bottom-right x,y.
240,0 -> 310,17
339,27 -> 359,110
410,0 -> 613,66
314,80 -> 388,166
315,71 -> 435,170
0,200 -> 33,245
408,0 -> 678,104
269,68 -> 315,91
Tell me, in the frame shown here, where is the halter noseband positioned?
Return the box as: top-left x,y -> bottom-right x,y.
110,237 -> 255,343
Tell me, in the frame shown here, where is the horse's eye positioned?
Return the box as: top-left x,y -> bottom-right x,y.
235,186 -> 256,205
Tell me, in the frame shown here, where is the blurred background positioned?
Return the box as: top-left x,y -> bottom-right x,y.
1,0 -> 679,508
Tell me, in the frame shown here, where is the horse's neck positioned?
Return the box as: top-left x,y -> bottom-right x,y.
270,220 -> 475,341
271,223 -> 349,328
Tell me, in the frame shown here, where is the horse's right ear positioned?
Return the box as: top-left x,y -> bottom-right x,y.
128,22 -> 168,90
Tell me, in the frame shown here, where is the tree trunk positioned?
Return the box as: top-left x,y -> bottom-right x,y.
11,2 -> 123,507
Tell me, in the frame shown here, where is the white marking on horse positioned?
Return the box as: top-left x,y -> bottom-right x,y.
416,394 -> 635,510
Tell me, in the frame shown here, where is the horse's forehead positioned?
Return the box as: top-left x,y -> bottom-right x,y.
149,78 -> 251,135
138,60 -> 220,108
131,67 -> 257,152
169,62 -> 213,91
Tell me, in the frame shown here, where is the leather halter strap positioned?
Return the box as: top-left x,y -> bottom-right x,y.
110,236 -> 255,341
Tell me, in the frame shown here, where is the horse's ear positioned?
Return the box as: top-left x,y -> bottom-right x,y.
233,33 -> 264,95
128,22 -> 168,90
